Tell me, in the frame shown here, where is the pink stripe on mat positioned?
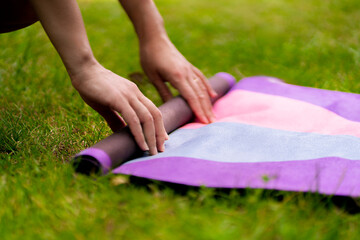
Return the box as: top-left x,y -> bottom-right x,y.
115,157 -> 360,197
233,76 -> 360,122
182,90 -> 360,137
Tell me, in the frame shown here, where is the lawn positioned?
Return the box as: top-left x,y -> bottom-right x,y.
1,0 -> 360,239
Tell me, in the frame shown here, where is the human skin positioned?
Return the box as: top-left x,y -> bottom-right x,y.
0,0 -> 216,155
119,0 -> 217,124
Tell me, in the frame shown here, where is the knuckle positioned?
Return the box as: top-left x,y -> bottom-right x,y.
152,109 -> 163,120
157,134 -> 167,141
141,113 -> 154,123
128,81 -> 139,91
127,116 -> 140,126
157,139 -> 166,146
173,71 -> 183,79
198,94 -> 206,100
199,83 -> 207,91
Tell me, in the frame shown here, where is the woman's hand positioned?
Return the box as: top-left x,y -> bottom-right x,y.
71,62 -> 168,155
140,37 -> 217,124
26,0 -> 168,154
119,0 -> 216,123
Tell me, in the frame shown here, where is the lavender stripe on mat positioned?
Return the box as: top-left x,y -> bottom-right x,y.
215,72 -> 236,87
115,157 -> 360,197
76,148 -> 112,174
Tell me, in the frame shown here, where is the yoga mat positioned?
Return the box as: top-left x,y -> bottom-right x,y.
111,76 -> 360,197
74,75 -> 360,197
72,72 -> 236,175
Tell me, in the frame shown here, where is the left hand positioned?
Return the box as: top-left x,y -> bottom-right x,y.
139,36 -> 217,124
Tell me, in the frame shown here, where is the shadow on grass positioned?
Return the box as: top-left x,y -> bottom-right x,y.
128,175 -> 360,215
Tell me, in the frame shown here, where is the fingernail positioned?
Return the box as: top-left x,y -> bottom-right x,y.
150,148 -> 158,155
159,143 -> 165,152
202,117 -> 210,124
142,143 -> 149,151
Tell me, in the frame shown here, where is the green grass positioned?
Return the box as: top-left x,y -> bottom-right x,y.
1,0 -> 360,239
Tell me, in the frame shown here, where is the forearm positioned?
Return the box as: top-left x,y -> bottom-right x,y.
28,0 -> 167,154
120,0 -> 216,124
119,0 -> 169,44
29,0 -> 97,77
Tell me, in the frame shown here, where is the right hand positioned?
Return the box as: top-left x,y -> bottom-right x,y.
70,62 -> 168,155
140,37 -> 217,124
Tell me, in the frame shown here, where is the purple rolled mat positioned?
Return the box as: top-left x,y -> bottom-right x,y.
72,72 -> 236,175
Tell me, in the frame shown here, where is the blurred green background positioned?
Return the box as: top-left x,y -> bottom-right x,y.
1,0 -> 360,239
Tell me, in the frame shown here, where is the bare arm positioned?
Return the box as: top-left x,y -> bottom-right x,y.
119,0 -> 217,124
29,0 -> 167,155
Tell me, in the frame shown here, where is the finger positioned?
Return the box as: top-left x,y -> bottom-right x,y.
130,99 -> 158,155
188,76 -> 215,123
149,73 -> 173,102
139,96 -> 168,152
175,78 -> 209,124
117,103 -> 149,152
193,67 -> 218,98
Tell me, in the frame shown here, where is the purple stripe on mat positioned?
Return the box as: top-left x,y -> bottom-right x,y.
76,148 -> 112,174
115,157 -> 360,197
232,76 -> 360,122
215,72 -> 236,87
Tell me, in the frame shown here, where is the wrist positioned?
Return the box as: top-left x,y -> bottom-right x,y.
65,51 -> 99,78
67,55 -> 103,89
139,33 -> 172,51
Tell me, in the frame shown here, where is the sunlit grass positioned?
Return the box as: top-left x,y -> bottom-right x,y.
1,0 -> 360,239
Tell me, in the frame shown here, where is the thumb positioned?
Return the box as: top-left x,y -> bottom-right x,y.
150,74 -> 173,102
98,109 -> 126,132
83,97 -> 126,132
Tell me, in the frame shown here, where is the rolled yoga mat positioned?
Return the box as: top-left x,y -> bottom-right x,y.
72,72 -> 236,175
